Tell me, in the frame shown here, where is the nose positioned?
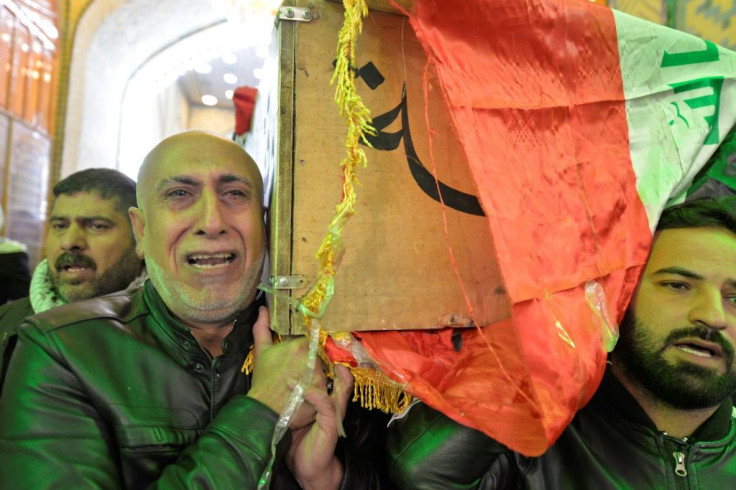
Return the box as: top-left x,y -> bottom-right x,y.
194,190 -> 227,237
688,288 -> 728,330
60,223 -> 87,252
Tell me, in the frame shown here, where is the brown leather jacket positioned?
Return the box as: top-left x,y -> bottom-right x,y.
0,281 -> 385,489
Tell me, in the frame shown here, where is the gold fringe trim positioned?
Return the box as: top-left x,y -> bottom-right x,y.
241,332 -> 284,375
350,366 -> 413,414
242,349 -> 253,375
245,350 -> 412,415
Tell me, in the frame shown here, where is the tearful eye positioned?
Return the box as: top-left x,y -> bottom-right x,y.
222,188 -> 251,201
167,189 -> 190,198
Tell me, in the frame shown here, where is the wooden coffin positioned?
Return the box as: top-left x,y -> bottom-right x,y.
251,0 -> 510,334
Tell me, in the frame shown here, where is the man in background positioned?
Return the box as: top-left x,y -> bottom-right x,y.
0,205 -> 31,304
387,196 -> 736,488
0,168 -> 144,367
0,131 -> 383,488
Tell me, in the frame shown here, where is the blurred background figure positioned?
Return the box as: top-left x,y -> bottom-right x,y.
0,206 -> 31,304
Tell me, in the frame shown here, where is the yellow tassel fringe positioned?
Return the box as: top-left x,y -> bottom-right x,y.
351,367 -> 413,413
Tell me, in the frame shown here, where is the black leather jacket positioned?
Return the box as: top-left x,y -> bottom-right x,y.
0,296 -> 33,381
0,281 -> 385,489
387,369 -> 736,489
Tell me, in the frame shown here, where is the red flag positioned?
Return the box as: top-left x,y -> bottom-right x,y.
337,0 -> 736,456
233,86 -> 258,135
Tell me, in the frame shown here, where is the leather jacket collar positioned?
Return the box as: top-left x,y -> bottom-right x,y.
596,366 -> 734,442
141,280 -> 262,365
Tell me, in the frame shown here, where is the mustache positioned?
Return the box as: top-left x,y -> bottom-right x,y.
55,252 -> 97,271
664,326 -> 735,361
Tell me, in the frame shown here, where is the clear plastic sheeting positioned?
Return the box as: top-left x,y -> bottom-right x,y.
585,280 -> 619,353
257,317 -> 322,489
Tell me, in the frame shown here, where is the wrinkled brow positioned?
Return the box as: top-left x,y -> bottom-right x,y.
218,174 -> 255,189
155,176 -> 200,193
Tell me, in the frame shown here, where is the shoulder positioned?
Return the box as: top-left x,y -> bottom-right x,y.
0,239 -> 27,254
27,288 -> 149,335
0,297 -> 33,335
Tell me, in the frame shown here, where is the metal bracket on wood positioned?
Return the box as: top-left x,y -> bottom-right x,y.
271,275 -> 307,289
278,6 -> 315,22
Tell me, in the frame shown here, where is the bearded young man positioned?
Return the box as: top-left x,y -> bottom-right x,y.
387,196 -> 736,489
0,131 -> 384,489
0,168 -> 144,370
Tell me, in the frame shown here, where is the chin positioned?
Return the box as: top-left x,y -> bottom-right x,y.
59,287 -> 95,303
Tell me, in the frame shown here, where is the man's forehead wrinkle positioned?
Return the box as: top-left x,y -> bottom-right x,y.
138,132 -> 263,205
156,175 -> 201,190
219,174 -> 255,187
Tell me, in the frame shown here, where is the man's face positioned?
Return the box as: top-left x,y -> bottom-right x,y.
46,191 -> 141,303
613,227 -> 736,410
129,133 -> 265,328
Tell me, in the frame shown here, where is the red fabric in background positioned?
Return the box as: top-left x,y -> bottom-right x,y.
233,86 -> 258,135
351,0 -> 652,455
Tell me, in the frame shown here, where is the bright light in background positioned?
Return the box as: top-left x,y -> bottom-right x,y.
253,67 -> 263,80
225,89 -> 234,99
222,52 -> 237,64
119,2 -> 280,180
255,44 -> 268,58
125,1 -> 278,93
201,94 -> 218,106
223,73 -> 238,84
194,61 -> 212,74
210,0 -> 283,33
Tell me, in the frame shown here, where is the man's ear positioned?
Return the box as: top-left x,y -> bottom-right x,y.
128,206 -> 146,259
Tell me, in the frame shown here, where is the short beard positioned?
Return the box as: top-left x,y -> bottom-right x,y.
145,247 -> 265,326
614,311 -> 736,410
52,245 -> 142,303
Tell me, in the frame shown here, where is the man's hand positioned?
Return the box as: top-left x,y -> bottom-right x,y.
246,306 -> 353,489
286,363 -> 353,490
247,307 -> 318,428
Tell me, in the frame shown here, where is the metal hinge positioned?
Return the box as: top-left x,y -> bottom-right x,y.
278,6 -> 315,22
271,275 -> 307,289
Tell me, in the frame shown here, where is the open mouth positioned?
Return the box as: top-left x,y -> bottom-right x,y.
187,253 -> 235,269
56,253 -> 96,272
673,341 -> 723,359
60,264 -> 93,273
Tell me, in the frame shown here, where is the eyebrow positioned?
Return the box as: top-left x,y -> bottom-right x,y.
156,176 -> 200,194
218,174 -> 255,189
651,267 -> 703,280
155,174 -> 255,192
652,266 -> 736,289
49,214 -> 114,221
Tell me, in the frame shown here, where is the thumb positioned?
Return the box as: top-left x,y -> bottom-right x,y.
252,306 -> 272,355
333,364 -> 354,421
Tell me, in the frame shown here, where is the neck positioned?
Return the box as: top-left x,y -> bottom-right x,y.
187,320 -> 235,357
610,363 -> 718,439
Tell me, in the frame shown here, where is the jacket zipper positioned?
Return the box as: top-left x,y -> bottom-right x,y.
663,433 -> 689,489
672,451 -> 687,477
